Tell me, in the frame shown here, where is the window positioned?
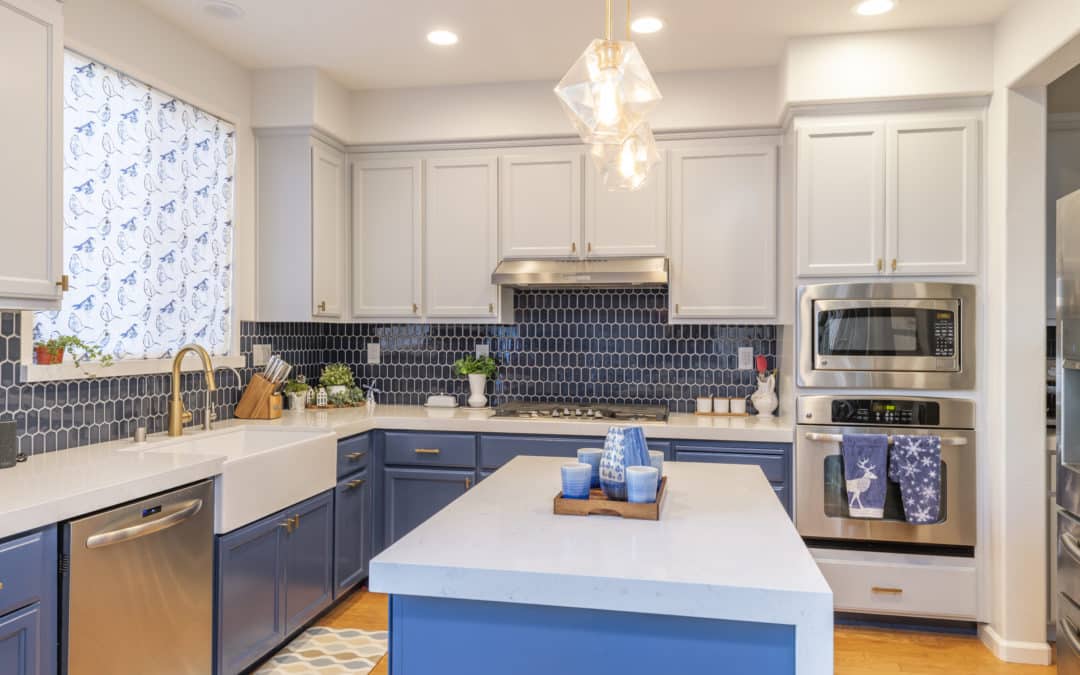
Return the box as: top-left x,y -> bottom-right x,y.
33,51 -> 236,364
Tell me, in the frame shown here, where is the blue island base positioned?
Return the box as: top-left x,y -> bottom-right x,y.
389,595 -> 795,675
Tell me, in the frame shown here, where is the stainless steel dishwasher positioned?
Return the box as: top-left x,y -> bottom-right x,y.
61,480 -> 214,675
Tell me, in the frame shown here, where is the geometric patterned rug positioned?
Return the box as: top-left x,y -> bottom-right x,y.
254,627 -> 389,674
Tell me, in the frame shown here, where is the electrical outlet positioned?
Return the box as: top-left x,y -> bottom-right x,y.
475,344 -> 490,358
367,342 -> 381,365
252,344 -> 272,367
738,347 -> 754,370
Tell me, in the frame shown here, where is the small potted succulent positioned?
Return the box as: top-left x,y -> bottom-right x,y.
283,378 -> 311,413
453,355 -> 497,408
319,363 -> 355,397
327,386 -> 365,408
34,335 -> 113,376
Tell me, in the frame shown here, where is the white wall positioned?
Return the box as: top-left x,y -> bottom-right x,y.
64,0 -> 257,324
782,25 -> 994,105
252,67 -> 352,142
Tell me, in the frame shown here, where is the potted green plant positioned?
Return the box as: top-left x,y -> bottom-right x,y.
283,378 -> 310,413
453,355 -> 497,408
33,335 -> 113,376
319,363 -> 355,396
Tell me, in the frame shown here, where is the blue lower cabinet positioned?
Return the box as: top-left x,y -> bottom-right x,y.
480,434 -> 671,471
334,469 -> 372,598
674,441 -> 793,515
215,491 -> 334,675
0,604 -> 42,675
384,467 -> 473,547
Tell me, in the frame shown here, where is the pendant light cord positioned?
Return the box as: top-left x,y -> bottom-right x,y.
626,0 -> 631,40
605,0 -> 613,41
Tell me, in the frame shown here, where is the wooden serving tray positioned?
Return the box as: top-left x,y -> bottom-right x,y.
553,477 -> 667,521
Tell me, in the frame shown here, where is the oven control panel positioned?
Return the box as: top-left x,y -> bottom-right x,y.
932,312 -> 956,357
830,399 -> 941,426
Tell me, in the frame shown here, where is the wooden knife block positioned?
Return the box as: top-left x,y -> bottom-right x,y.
234,374 -> 283,420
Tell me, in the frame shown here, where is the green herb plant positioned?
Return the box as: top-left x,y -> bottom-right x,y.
453,355 -> 497,378
319,363 -> 355,388
34,335 -> 114,377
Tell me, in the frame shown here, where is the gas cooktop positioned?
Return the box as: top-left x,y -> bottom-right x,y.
491,402 -> 669,422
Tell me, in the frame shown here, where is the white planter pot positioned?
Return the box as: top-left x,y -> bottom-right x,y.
467,374 -> 488,408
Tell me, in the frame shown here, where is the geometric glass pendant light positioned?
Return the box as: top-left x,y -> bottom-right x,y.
554,0 -> 662,190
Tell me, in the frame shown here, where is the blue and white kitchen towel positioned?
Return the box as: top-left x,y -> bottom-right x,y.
841,434 -> 889,518
888,435 -> 942,524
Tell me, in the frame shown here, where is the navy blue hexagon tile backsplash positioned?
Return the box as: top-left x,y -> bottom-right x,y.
2,289 -> 776,456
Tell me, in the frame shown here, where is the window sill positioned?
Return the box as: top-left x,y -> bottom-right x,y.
20,354 -> 247,383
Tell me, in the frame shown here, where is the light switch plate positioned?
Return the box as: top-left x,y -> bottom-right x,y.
475,344 -> 490,358
252,344 -> 272,367
738,347 -> 754,370
367,343 -> 381,365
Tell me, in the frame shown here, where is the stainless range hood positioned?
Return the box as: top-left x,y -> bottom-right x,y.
491,257 -> 668,288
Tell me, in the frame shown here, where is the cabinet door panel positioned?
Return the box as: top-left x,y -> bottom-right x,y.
311,141 -> 346,317
670,142 -> 777,319
216,515 -> 286,675
352,159 -> 422,318
886,118 -> 979,276
0,603 -> 40,675
585,153 -> 668,257
425,157 -> 500,318
0,0 -> 62,308
284,491 -> 334,634
384,467 -> 471,547
797,123 -> 885,276
334,469 -> 372,597
500,152 -> 582,259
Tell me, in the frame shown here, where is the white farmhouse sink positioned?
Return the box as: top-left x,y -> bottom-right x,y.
133,426 -> 337,533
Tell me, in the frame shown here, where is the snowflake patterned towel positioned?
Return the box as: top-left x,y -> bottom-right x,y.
841,434 -> 889,519
888,435 -> 942,524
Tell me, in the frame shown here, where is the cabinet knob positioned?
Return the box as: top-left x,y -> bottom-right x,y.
891,259 -> 897,272
56,275 -> 69,292
876,259 -> 883,272
318,301 -> 327,313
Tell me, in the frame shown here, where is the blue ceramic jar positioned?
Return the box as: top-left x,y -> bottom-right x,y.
599,426 -> 651,501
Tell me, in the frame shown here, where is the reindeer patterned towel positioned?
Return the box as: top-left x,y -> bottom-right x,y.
841,434 -> 889,518
888,435 -> 942,524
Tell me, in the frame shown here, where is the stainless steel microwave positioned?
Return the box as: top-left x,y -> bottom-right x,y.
797,282 -> 975,390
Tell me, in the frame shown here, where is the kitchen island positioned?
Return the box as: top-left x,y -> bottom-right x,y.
369,455 -> 832,675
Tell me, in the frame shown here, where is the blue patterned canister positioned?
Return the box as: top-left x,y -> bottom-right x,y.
600,426 -> 651,501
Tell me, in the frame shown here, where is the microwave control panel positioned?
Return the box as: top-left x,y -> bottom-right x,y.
932,312 -> 956,357
830,399 -> 941,426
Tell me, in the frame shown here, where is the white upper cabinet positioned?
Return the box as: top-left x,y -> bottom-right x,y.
311,141 -> 347,317
0,0 -> 63,310
796,123 -> 885,277
886,118 -> 979,276
352,159 -> 423,319
670,141 -> 778,320
424,156 -> 505,320
499,151 -> 582,259
796,115 -> 980,278
584,153 -> 668,258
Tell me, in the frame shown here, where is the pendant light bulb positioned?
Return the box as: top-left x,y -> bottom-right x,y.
596,70 -> 622,127
619,137 -> 637,178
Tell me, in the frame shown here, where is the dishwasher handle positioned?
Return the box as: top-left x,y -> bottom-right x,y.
85,498 -> 204,549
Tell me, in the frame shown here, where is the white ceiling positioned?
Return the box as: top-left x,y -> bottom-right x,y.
133,0 -> 1016,90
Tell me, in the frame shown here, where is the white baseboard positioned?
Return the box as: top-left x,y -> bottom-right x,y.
979,624 -> 1054,665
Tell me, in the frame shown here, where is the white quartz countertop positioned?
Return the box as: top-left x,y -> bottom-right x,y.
369,455 -> 832,673
0,404 -> 793,542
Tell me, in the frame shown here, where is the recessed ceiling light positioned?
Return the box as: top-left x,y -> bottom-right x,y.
427,30 -> 460,46
853,0 -> 896,16
631,17 -> 664,34
202,0 -> 245,20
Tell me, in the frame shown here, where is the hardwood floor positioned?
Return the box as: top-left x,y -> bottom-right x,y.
322,588 -> 1058,675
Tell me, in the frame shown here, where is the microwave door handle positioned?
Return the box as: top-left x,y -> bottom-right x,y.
803,432 -> 968,446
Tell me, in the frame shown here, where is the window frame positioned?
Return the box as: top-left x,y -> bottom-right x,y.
23,45 -> 245,382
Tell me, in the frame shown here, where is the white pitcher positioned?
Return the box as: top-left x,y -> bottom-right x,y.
751,372 -> 778,416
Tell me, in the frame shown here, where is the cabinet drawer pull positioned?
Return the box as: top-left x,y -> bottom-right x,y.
876,258 -> 883,272
488,303 -> 494,313
346,451 -> 366,461
465,477 -> 471,489
280,520 -> 294,534
587,242 -> 592,253
347,479 -> 366,489
871,586 -> 903,595
0,581 -> 4,591
891,259 -> 897,272
415,448 -> 441,455
412,303 -> 419,314
571,242 -> 577,253
318,300 -> 327,313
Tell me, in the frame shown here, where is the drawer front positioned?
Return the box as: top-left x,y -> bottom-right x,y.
0,529 -> 49,618
337,434 -> 371,478
812,551 -> 977,620
385,432 -> 477,468
1060,592 -> 1080,675
674,450 -> 786,483
481,434 -> 670,470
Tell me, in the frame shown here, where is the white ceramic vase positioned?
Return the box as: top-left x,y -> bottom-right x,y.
467,374 -> 488,408
751,372 -> 779,416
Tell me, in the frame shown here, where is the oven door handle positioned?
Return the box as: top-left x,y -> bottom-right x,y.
1063,615 -> 1080,657
802,432 -> 968,446
1062,532 -> 1080,567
